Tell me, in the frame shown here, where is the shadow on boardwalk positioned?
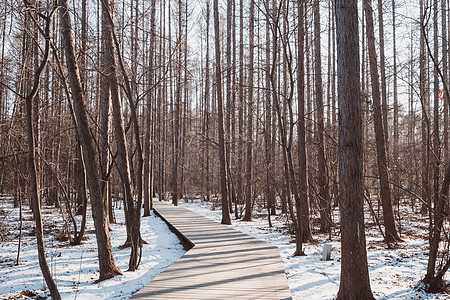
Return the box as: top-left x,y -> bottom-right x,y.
131,201 -> 292,300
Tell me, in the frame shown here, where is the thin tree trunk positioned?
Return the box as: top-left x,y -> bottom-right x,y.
101,0 -> 144,271
420,0 -> 431,217
24,5 -> 61,298
59,0 -> 122,281
143,0 -> 156,216
314,0 -> 331,233
213,0 -> 231,225
237,0 -> 244,216
377,0 -> 389,160
203,0 -> 211,202
392,0 -> 400,210
243,0 -> 254,222
264,0 -> 273,226
297,0 -> 312,242
364,0 -> 400,243
433,0 -> 440,215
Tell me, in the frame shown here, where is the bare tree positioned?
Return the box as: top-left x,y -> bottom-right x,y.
213,0 -> 231,225
335,0 -> 374,298
143,0 -> 156,216
23,3 -> 61,298
313,0 -> 331,234
297,0 -> 312,242
364,0 -> 401,243
243,0 -> 255,222
377,0 -> 389,159
59,0 -> 122,281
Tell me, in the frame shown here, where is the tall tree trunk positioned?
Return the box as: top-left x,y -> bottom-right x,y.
158,0 -> 167,202
377,0 -> 389,161
225,0 -> 233,214
99,0 -> 112,228
143,0 -> 156,216
297,0 -> 312,242
101,0 -> 144,271
202,0 -> 211,202
314,0 -> 331,233
268,1 -> 304,256
59,0 -> 121,281
213,0 -> 231,225
171,0 -> 182,206
335,1 -> 375,298
243,0 -> 254,222
24,5 -> 61,298
264,0 -> 274,225
391,0 -> 400,209
364,0 -> 400,243
432,0 -> 440,215
237,0 -> 244,216
420,0 -> 431,217
444,0 -> 449,165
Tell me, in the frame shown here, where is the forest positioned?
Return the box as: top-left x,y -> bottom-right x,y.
1,0 -> 450,299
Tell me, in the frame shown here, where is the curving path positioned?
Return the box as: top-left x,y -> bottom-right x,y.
131,201 -> 292,300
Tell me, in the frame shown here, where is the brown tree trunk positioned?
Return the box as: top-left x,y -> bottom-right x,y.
264,0 -> 274,226
313,0 -> 331,234
59,0 -> 121,281
143,0 -> 156,217
237,0 -> 244,217
364,0 -> 400,243
297,0 -> 312,242
225,0 -> 233,214
99,0 -> 112,228
213,0 -> 231,225
243,0 -> 254,222
24,5 -> 61,298
420,0 -> 431,217
268,2 -> 304,256
335,1 -> 375,298
432,0 -> 440,218
202,0 -> 211,203
101,0 -> 143,271
391,0 -> 400,211
377,0 -> 389,161
171,0 -> 182,207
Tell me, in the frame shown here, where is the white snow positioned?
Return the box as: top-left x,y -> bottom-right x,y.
174,199 -> 448,300
2,195 -> 449,300
0,198 -> 185,299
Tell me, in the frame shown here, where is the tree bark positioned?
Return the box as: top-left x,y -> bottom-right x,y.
313,0 -> 331,234
264,0 -> 274,226
213,0 -> 231,225
297,0 -> 312,242
364,0 -> 400,243
335,1 -> 375,298
392,0 -> 400,210
243,0 -> 254,222
59,0 -> 121,281
101,0 -> 143,271
377,0 -> 389,160
432,0 -> 440,217
143,0 -> 156,216
24,5 -> 61,298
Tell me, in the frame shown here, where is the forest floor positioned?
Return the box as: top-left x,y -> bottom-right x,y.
1,194 -> 449,299
0,197 -> 185,299
173,197 -> 449,300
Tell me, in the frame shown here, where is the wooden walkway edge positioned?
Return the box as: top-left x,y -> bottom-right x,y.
131,201 -> 292,300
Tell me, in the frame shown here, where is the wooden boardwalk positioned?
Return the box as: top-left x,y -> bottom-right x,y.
131,201 -> 292,300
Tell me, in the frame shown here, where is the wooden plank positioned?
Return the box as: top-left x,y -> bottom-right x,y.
131,201 -> 292,300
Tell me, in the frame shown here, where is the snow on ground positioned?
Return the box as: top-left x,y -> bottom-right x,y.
174,198 -> 447,300
0,198 -> 185,299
